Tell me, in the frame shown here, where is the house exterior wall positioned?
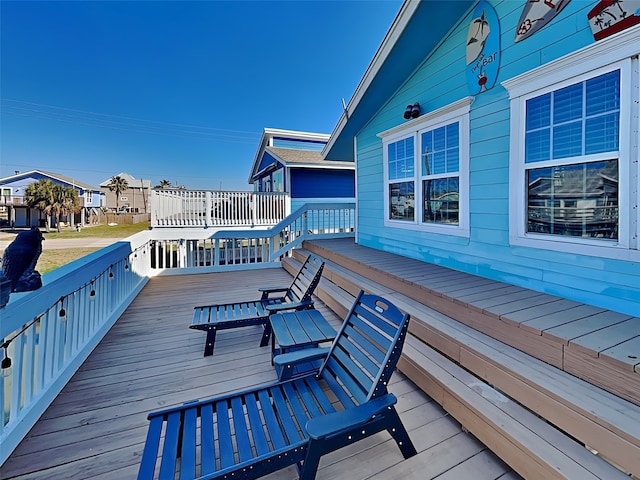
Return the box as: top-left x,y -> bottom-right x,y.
355,1 -> 640,315
290,168 -> 355,198
100,187 -> 150,213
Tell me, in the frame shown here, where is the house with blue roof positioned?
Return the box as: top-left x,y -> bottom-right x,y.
248,128 -> 355,212
0,169 -> 104,228
323,0 -> 640,316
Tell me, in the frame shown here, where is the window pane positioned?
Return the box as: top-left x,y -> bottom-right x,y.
421,122 -> 459,176
525,70 -> 619,164
388,137 -> 414,180
433,126 -> 446,151
446,147 -> 459,172
389,181 -> 415,221
553,121 -> 582,159
526,159 -> 618,239
423,177 -> 459,225
432,151 -> 446,175
553,83 -> 582,124
585,112 -> 619,154
525,128 -> 550,163
526,93 -> 551,130
586,70 -> 620,116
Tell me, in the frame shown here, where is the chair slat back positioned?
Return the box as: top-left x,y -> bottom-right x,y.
319,291 -> 410,404
285,255 -> 325,303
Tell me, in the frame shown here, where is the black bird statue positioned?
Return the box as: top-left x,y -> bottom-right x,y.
1,227 -> 45,292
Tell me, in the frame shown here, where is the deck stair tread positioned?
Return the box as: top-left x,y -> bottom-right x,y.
284,246 -> 640,478
303,238 -> 640,405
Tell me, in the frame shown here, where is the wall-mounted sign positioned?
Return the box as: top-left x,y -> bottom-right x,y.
515,0 -> 572,42
466,0 -> 500,94
588,0 -> 640,40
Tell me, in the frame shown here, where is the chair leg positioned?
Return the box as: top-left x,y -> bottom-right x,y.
204,327 -> 217,357
299,443 -> 322,480
387,408 -> 417,459
259,322 -> 272,347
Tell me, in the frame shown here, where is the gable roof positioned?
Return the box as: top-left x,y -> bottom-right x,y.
248,128 -> 341,183
99,172 -> 152,189
266,147 -> 354,168
0,169 -> 101,191
323,0 -> 474,162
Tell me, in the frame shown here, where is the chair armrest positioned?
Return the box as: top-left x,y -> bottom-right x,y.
264,300 -> 313,312
259,286 -> 289,293
305,394 -> 398,440
259,286 -> 289,299
273,347 -> 330,380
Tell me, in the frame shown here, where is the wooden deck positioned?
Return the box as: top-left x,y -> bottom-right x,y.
0,268 -> 517,480
306,238 -> 640,406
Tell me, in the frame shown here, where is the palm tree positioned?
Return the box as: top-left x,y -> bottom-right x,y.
154,179 -> 172,189
25,179 -> 56,231
24,180 -> 80,232
107,176 -> 129,212
55,185 -> 80,231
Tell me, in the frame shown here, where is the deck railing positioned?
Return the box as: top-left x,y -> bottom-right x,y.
151,189 -> 289,228
149,202 -> 355,273
0,201 -> 354,465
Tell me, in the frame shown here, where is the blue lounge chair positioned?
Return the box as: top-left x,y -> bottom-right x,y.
191,255 -> 325,356
138,291 -> 417,480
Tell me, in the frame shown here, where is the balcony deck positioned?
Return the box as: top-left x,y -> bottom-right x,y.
0,267 -> 517,480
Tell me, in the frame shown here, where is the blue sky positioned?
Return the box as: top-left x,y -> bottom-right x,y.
1,0 -> 401,190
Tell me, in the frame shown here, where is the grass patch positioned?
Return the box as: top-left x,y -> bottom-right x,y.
37,248 -> 101,274
41,221 -> 150,239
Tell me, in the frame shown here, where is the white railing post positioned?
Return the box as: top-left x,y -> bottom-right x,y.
205,191 -> 212,227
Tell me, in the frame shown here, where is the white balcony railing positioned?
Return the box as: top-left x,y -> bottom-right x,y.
151,189 -> 289,228
0,202 -> 354,465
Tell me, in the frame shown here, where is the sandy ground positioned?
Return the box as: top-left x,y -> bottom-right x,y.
0,232 -> 119,251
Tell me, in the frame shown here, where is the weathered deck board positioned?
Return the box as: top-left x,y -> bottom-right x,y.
0,267 -> 515,480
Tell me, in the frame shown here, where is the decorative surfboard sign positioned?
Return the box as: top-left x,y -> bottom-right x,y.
588,0 -> 640,40
515,0 -> 572,43
466,0 -> 501,94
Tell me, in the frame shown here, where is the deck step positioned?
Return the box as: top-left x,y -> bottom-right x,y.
283,250 -> 640,478
303,238 -> 640,407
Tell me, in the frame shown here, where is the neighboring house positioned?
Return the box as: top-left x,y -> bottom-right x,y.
99,172 -> 151,213
248,128 -> 355,212
0,170 -> 104,228
323,0 -> 640,316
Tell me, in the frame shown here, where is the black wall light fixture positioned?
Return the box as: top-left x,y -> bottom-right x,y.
403,102 -> 421,119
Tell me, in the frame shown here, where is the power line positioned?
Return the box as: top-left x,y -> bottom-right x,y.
1,99 -> 261,135
0,99 -> 261,144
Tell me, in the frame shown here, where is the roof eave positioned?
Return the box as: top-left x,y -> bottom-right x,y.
323,0 -> 474,162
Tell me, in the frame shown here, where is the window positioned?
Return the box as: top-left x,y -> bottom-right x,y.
421,123 -> 460,225
379,97 -> 471,236
272,168 -> 284,193
387,136 -> 415,221
504,29 -> 639,260
525,70 -> 620,239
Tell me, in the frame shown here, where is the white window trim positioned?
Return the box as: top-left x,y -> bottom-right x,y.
503,25 -> 640,261
378,97 -> 473,237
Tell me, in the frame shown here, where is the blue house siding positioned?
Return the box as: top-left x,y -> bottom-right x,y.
290,169 -> 355,198
352,1 -> 640,316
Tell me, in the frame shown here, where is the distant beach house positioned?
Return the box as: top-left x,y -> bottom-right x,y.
323,0 -> 640,315
0,169 -> 104,228
248,128 -> 355,212
99,172 -> 152,213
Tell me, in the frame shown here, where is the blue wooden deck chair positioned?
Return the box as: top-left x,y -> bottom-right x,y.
191,255 -> 325,356
138,291 -> 417,480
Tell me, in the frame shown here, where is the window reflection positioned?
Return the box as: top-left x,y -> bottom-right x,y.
527,160 -> 618,239
423,177 -> 459,224
389,181 -> 415,221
